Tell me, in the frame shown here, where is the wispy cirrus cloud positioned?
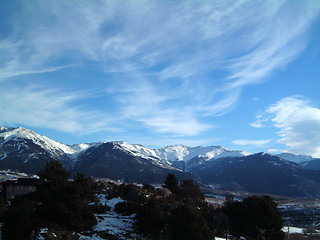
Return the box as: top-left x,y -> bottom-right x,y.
0,85 -> 119,135
233,139 -> 271,147
252,96 -> 320,157
1,1 -> 319,136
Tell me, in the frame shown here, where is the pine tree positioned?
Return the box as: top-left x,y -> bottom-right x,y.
224,195 -> 285,240
164,174 -> 179,193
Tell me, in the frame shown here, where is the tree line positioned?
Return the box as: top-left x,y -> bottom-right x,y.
0,163 -> 285,240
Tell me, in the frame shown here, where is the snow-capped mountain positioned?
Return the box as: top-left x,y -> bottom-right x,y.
154,145 -> 250,171
0,126 -> 74,159
0,127 -> 188,182
111,142 -> 250,170
1,126 -> 320,197
0,127 -> 102,172
73,141 -> 191,183
94,141 -> 251,172
155,145 -> 250,163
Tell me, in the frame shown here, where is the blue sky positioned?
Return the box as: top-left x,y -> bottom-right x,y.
1,0 -> 320,156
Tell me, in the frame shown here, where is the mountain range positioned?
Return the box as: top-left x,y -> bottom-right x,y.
1,127 -> 320,198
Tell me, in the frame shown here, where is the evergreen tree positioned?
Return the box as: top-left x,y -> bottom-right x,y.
168,204 -> 214,240
37,160 -> 70,185
179,179 -> 204,203
136,198 -> 166,238
224,195 -> 285,240
164,174 -> 179,193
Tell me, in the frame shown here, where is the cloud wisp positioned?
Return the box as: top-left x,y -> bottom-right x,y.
1,1 -> 319,137
0,85 -> 118,135
233,139 -> 271,148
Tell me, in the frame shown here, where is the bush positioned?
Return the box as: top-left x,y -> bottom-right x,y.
90,203 -> 111,214
114,201 -> 139,216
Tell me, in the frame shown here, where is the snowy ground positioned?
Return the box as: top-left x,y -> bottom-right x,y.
282,226 -> 304,234
79,194 -> 144,240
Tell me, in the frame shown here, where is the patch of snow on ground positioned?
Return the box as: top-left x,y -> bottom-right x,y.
80,194 -> 142,240
282,226 -> 304,234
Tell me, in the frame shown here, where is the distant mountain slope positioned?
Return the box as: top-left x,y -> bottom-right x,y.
192,153 -> 320,198
73,142 -> 192,183
276,152 -> 320,170
300,159 -> 320,170
277,153 -> 318,163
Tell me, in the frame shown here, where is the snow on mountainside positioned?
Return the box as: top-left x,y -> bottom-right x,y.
1,126 -> 318,173
112,141 -> 250,166
0,127 -> 101,162
277,152 -> 319,163
113,141 -> 160,160
0,127 -> 74,159
69,142 -> 104,159
154,145 -> 250,163
112,141 -> 174,169
0,127 -> 250,167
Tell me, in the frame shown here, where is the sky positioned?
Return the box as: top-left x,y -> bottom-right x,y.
1,0 -> 320,157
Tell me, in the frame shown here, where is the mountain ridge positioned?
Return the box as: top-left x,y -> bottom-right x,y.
1,126 -> 320,198
1,126 -> 318,166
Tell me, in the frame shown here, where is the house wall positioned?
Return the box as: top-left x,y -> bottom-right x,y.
5,184 -> 37,200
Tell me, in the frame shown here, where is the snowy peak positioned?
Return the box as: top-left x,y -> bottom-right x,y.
0,127 -> 17,133
155,145 -> 250,163
69,142 -> 104,158
0,127 -> 75,157
112,141 -> 160,160
110,141 -> 250,168
0,127 -> 101,163
111,141 -> 176,169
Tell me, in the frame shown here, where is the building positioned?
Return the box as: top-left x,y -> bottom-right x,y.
1,178 -> 40,201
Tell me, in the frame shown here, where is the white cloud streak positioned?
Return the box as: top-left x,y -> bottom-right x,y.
0,86 -> 118,135
233,139 -> 271,147
1,0 -> 319,136
251,115 -> 270,128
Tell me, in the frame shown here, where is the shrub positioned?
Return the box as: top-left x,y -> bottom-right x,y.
1,198 -> 37,240
114,201 -> 139,216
